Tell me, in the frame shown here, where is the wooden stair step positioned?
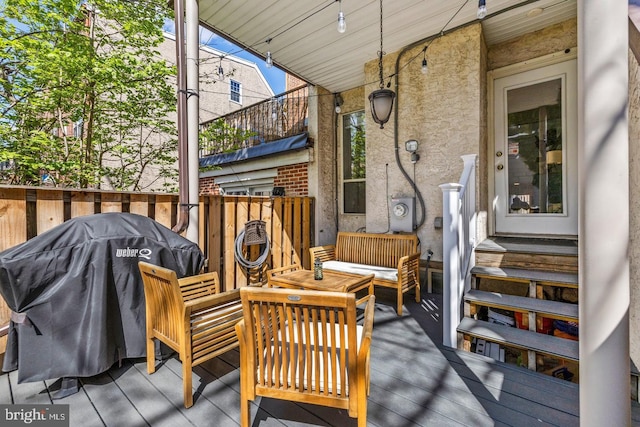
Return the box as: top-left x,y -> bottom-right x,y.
465,289 -> 578,321
457,317 -> 579,362
475,237 -> 578,256
472,265 -> 578,287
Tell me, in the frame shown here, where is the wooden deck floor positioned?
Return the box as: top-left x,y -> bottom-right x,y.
2,292 -> 639,426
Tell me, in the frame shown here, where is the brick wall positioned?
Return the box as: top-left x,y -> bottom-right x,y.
199,162 -> 309,196
199,176 -> 221,195
274,163 -> 308,196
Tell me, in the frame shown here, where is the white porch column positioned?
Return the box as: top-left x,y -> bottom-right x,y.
578,0 -> 630,424
440,183 -> 462,348
186,0 -> 200,244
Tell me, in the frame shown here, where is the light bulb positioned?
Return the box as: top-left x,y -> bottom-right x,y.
265,51 -> 273,68
477,0 -> 487,19
421,58 -> 428,74
335,105 -> 342,114
218,66 -> 224,79
337,11 -> 346,33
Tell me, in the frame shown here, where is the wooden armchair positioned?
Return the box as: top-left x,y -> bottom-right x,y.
235,286 -> 375,427
138,261 -> 243,408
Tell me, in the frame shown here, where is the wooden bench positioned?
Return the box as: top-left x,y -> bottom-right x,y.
309,232 -> 420,315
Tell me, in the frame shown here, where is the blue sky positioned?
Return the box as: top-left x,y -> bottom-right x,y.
163,21 -> 286,95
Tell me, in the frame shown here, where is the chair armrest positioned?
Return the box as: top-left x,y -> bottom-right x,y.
309,245 -> 336,262
398,252 -> 420,284
184,288 -> 240,313
357,295 -> 376,359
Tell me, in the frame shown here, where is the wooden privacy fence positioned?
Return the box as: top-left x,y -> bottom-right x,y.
0,186 -> 314,352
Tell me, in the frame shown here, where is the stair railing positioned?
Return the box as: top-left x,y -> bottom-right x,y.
440,154 -> 477,348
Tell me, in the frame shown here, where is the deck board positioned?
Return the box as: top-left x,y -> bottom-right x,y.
2,293 -> 638,426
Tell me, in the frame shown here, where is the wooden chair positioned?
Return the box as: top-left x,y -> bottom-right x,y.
138,261 -> 243,408
235,286 -> 375,427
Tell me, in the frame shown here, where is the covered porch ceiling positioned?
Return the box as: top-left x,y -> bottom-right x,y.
198,0 -> 577,93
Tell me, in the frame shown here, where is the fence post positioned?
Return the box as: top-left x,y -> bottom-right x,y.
440,183 -> 463,348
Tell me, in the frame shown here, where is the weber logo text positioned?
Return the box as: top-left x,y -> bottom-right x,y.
1,405 -> 69,426
115,247 -> 152,259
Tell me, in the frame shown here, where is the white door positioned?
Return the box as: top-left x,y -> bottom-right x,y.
493,59 -> 577,236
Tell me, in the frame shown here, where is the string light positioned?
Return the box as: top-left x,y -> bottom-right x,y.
421,48 -> 428,74
477,0 -> 487,19
337,0 -> 347,33
265,38 -> 273,68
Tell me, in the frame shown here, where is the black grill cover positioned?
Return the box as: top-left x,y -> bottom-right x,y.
0,213 -> 205,382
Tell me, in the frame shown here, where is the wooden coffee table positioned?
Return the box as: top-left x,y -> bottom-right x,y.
267,268 -> 374,305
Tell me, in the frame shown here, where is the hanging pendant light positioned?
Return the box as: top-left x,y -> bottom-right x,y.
421,47 -> 428,75
265,38 -> 273,68
368,0 -> 395,129
477,0 -> 487,19
337,0 -> 347,33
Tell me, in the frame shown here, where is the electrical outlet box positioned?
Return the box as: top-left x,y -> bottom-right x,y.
390,197 -> 415,232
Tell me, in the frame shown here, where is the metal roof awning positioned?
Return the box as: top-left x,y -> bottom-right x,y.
199,132 -> 310,167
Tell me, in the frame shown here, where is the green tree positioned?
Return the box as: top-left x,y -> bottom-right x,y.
0,0 -> 177,190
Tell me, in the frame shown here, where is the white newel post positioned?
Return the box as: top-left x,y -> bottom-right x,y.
579,0 -> 630,424
440,183 -> 463,348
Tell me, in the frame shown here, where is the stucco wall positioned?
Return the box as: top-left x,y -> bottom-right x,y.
488,18 -> 577,71
629,48 -> 640,377
363,24 -> 485,261
307,85 -> 338,246
336,86 -> 366,232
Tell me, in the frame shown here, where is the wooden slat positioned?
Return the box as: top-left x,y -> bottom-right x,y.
302,197 -> 312,269
271,197 -> 284,269
282,196 -> 293,266
0,188 -> 27,252
465,289 -> 579,321
208,196 -> 223,285
457,317 -> 579,361
129,193 -> 149,216
292,198 -> 302,266
260,197 -> 272,274
35,189 -> 64,234
154,194 -> 174,228
223,198 -> 237,289
235,197 -> 249,288
70,190 -> 95,218
101,192 -> 122,212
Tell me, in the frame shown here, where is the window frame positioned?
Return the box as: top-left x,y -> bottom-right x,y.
230,79 -> 242,104
340,110 -> 366,215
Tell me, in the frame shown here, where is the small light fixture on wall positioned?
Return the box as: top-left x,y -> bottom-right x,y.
477,0 -> 487,19
334,93 -> 343,114
368,0 -> 395,129
337,0 -> 347,33
405,139 -> 420,163
421,47 -> 428,75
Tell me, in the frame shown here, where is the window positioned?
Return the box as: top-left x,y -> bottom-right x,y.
230,80 -> 241,103
342,111 -> 366,214
73,120 -> 83,138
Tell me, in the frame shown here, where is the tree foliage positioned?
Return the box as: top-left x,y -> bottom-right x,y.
0,0 -> 177,190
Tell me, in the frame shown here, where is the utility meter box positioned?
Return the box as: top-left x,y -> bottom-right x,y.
390,197 -> 415,232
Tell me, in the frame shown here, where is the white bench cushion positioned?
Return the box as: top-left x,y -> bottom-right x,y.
323,260 -> 398,282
